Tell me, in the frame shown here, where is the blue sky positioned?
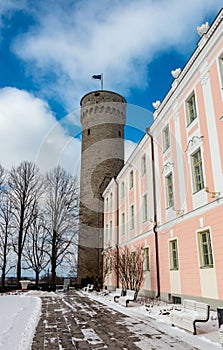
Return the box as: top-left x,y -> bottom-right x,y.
0,0 -> 222,177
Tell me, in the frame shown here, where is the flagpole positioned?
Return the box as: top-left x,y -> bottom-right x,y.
101,73 -> 103,90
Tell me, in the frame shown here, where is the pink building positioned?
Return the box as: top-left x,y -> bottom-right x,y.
103,9 -> 223,308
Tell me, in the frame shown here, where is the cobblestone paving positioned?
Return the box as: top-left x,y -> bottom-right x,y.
32,291 -> 200,349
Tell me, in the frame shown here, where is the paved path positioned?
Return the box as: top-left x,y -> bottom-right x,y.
32,291 -> 201,349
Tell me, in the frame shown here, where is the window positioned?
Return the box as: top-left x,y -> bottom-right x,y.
144,247 -> 150,271
109,221 -> 112,241
121,212 -> 125,235
219,54 -> 223,89
110,193 -> 113,209
129,170 -> 134,189
106,198 -> 109,212
130,205 -> 134,229
88,129 -> 90,135
121,181 -> 125,198
141,154 -> 146,175
105,224 -> 108,242
186,92 -> 197,125
192,149 -> 204,192
198,230 -> 213,268
169,239 -> 179,270
166,173 -> 174,208
163,125 -> 170,152
142,194 -> 148,222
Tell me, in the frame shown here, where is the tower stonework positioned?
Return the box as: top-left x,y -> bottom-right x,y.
77,90 -> 126,286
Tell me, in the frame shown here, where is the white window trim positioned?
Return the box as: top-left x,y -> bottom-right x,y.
143,246 -> 150,271
162,125 -> 170,153
129,170 -> 134,189
168,238 -> 179,270
142,193 -> 148,222
165,172 -> 174,209
196,226 -> 214,269
185,91 -> 198,126
141,154 -> 146,176
130,204 -> 134,230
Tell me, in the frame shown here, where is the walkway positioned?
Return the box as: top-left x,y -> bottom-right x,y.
31,290 -> 211,349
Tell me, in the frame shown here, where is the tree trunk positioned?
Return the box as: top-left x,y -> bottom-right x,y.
35,270 -> 39,289
51,229 -> 57,291
1,267 -> 5,290
17,253 -> 21,286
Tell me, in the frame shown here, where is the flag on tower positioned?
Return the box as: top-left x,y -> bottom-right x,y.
92,74 -> 102,80
91,73 -> 103,90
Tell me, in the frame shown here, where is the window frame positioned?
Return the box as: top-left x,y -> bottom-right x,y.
121,212 -> 125,235
109,220 -> 112,241
162,125 -> 170,152
198,230 -> 213,268
142,193 -> 148,222
186,92 -> 197,126
169,239 -> 179,270
141,154 -> 146,176
110,192 -> 113,209
105,224 -> 108,243
129,170 -> 134,189
144,247 -> 150,271
130,204 -> 134,230
165,172 -> 174,208
191,149 -> 204,193
121,181 -> 125,198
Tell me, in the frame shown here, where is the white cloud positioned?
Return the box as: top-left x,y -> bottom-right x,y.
12,0 -> 222,111
0,87 -> 81,177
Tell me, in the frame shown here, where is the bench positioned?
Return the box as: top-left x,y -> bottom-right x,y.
83,284 -> 94,292
110,288 -> 123,303
119,289 -> 136,307
219,325 -> 223,347
170,299 -> 210,335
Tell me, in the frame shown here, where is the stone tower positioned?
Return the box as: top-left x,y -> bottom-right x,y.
77,90 -> 126,286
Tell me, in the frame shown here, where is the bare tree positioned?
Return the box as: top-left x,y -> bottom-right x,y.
112,246 -> 144,297
44,166 -> 79,289
8,161 -> 43,284
0,166 -> 15,288
23,209 -> 49,287
0,164 -> 5,189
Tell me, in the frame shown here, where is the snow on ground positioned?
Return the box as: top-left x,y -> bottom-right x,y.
0,290 -> 58,350
0,293 -> 41,350
85,290 -> 222,349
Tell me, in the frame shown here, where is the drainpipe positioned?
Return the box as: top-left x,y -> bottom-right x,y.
115,178 -> 119,288
146,128 -> 160,298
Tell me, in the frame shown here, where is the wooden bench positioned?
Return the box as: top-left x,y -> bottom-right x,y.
170,299 -> 210,335
110,288 -> 123,303
119,289 -> 136,307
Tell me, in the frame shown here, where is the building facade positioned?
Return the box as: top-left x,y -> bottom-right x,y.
103,9 -> 223,308
77,90 -> 126,286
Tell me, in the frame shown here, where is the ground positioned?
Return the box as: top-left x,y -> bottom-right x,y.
0,289 -> 221,349
32,290 -> 222,349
